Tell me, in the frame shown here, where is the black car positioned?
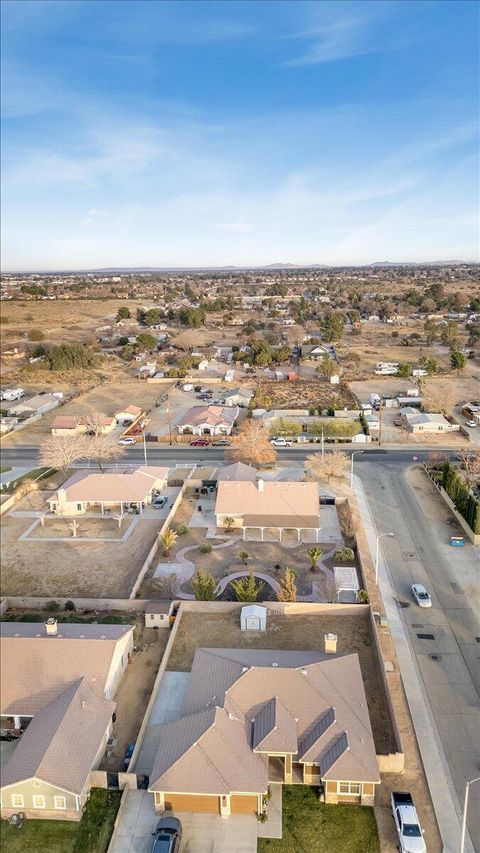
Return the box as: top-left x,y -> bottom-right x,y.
152,816 -> 182,853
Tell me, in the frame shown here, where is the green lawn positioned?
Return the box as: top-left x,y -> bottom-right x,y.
257,786 -> 380,853
0,789 -> 122,853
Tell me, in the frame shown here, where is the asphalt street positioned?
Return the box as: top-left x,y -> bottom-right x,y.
359,460 -> 480,851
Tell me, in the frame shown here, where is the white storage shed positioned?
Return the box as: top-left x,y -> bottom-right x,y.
240,604 -> 267,631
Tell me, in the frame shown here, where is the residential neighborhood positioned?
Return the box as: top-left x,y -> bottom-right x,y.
1,1 -> 479,852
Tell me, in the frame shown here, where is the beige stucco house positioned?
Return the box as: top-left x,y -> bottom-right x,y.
48,466 -> 168,516
51,415 -> 115,436
177,405 -> 239,436
215,478 -> 321,541
149,647 -> 380,817
0,620 -> 134,821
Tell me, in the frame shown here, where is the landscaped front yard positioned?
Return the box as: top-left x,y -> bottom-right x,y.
258,786 -> 380,853
0,789 -> 121,853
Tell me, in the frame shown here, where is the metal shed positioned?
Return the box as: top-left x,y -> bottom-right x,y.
240,604 -> 267,631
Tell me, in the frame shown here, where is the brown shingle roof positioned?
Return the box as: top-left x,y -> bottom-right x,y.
1,679 -> 114,794
149,647 -> 379,796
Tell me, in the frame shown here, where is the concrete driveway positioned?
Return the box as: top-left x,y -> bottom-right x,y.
175,811 -> 257,853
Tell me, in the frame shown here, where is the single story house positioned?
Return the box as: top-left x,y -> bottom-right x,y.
48,466 -> 168,516
300,344 -> 331,359
115,404 -> 143,424
216,462 -> 258,483
51,415 -> 115,436
10,393 -> 61,418
177,406 -> 239,436
0,620 -> 134,821
215,478 -> 321,541
399,408 -> 455,434
149,646 -> 380,816
224,387 -> 254,408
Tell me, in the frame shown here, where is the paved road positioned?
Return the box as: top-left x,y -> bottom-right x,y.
359,460 -> 480,851
0,444 -> 450,469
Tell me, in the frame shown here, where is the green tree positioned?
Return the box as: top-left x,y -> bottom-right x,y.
230,571 -> 264,602
192,569 -> 217,601
450,350 -> 466,376
238,550 -> 250,565
116,306 -> 131,320
136,332 -> 157,350
322,312 -> 345,342
276,568 -> 297,602
316,353 -> 338,380
424,357 -> 438,374
224,516 -> 236,531
397,362 -> 411,377
423,319 -> 439,346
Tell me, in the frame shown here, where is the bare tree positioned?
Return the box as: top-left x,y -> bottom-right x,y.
229,420 -> 277,467
39,434 -> 88,472
86,435 -> 125,472
83,410 -> 110,437
305,449 -> 349,483
457,451 -> 480,489
159,572 -> 178,599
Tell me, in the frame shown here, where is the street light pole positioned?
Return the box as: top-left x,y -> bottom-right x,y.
321,428 -> 324,461
460,776 -> 480,853
166,406 -> 173,446
350,450 -> 364,488
142,429 -> 148,466
375,532 -> 394,584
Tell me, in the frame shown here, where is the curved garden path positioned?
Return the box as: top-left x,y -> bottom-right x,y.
165,537 -> 341,602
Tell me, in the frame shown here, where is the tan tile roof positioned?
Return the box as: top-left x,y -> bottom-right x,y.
51,466 -> 168,504
1,678 -> 114,794
149,647 -> 379,796
0,622 -> 133,715
215,481 -> 319,524
52,415 -> 114,429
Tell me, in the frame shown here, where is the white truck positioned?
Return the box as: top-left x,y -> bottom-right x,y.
1,388 -> 25,402
370,393 -> 381,410
270,437 -> 293,448
391,792 -> 426,853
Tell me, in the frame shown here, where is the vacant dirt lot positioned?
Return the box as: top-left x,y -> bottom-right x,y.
25,517 -> 133,540
254,379 -> 357,410
166,610 -> 396,755
1,494 -> 162,597
1,299 -> 131,345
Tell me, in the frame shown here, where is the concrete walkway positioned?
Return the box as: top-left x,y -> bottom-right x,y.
257,782 -> 282,840
354,474 -> 474,853
135,671 -> 190,777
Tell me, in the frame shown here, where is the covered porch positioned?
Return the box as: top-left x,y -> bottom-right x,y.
241,513 -> 321,543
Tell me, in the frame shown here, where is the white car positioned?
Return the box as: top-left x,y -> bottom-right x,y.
411,584 -> 432,608
119,437 -> 136,446
465,419 -> 477,428
270,438 -> 292,448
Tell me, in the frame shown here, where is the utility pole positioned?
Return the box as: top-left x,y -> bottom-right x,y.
378,399 -> 383,447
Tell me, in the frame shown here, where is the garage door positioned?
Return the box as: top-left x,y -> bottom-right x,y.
165,794 -> 219,813
230,795 -> 259,814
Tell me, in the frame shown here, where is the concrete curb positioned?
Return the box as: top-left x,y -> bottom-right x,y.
353,474 -> 474,853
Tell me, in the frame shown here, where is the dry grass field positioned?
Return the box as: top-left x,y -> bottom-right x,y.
254,379 -> 358,409
1,298 -> 130,344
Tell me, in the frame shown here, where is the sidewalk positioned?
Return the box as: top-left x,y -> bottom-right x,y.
354,474 -> 474,853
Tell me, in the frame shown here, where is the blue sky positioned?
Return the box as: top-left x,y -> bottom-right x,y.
1,0 -> 478,270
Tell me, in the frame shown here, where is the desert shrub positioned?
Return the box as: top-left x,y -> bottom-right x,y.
358,589 -> 369,603
334,546 -> 355,562
176,524 -> 189,536
45,600 -> 59,612
65,600 -> 76,611
199,543 -> 212,554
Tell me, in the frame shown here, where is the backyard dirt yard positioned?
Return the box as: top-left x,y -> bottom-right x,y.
1,492 -> 162,597
254,379 -> 358,410
167,611 -> 396,756
24,517 -> 133,540
100,621 -> 170,773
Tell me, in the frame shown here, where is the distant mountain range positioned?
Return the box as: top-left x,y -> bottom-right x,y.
5,260 -> 475,275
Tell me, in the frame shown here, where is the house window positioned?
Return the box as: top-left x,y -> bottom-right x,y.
11,794 -> 24,807
54,796 -> 67,810
339,782 -> 361,795
33,795 -> 45,808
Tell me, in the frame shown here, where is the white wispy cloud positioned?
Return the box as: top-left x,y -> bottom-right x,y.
284,1 -> 396,66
